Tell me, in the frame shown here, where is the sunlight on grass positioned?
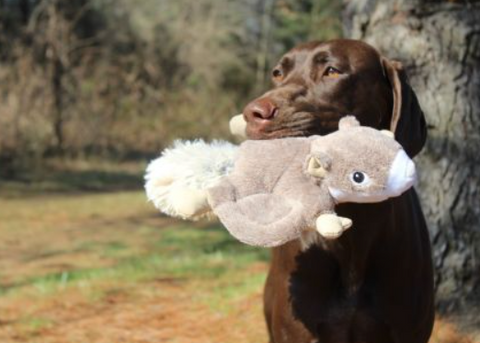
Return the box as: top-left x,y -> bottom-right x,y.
0,171 -> 270,342
200,271 -> 267,313
1,169 -> 474,343
1,225 -> 268,298
19,316 -> 55,332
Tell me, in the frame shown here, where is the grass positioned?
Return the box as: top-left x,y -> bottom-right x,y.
0,158 -> 146,197
1,225 -> 268,299
0,160 -> 270,342
0,160 -> 476,343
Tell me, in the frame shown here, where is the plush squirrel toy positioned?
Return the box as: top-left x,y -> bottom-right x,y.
145,116 -> 416,247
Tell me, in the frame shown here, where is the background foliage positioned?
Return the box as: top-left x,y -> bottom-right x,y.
0,0 -> 341,176
0,3 -> 343,341
1,1 -> 479,341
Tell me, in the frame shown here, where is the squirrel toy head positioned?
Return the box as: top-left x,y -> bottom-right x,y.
306,116 -> 416,205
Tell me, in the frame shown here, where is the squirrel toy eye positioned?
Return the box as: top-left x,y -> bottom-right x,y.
351,171 -> 369,185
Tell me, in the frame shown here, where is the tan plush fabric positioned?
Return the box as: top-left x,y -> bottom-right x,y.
207,137 -> 333,248
207,116 -> 415,247
145,116 -> 416,248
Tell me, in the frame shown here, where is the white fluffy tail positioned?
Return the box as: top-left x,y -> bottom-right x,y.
144,139 -> 238,220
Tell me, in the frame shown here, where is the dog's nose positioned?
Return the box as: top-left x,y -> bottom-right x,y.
243,97 -> 278,122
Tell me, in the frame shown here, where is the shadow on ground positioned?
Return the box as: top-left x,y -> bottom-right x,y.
0,159 -> 146,198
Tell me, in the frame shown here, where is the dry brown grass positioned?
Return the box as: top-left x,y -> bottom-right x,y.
431,318 -> 476,343
0,177 -> 476,343
0,275 -> 267,343
1,281 -> 475,343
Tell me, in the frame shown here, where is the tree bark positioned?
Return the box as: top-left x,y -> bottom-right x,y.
19,0 -> 31,24
256,0 -> 276,90
52,56 -> 65,154
343,0 -> 480,319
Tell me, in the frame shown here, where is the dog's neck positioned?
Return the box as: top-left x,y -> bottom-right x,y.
296,201 -> 392,295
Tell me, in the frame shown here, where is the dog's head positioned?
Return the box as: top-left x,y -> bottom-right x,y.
242,39 -> 426,157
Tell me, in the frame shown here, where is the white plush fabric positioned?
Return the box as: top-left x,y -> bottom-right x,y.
328,150 -> 416,204
144,139 -> 238,219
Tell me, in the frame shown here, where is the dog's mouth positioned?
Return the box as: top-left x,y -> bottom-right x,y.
245,110 -> 342,140
246,127 -> 306,140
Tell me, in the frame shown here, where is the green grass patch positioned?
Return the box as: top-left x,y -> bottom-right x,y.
0,168 -> 270,340
19,316 -> 55,332
1,225 -> 268,299
201,271 -> 267,313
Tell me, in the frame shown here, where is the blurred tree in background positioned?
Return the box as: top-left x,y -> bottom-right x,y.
0,0 -> 341,176
344,0 -> 480,327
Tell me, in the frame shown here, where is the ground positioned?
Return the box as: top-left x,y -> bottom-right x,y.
0,160 -> 476,343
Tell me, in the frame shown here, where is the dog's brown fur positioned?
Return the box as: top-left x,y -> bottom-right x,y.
242,39 -> 434,343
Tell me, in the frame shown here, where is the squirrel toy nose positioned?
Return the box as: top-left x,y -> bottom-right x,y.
387,150 -> 417,196
405,160 -> 416,179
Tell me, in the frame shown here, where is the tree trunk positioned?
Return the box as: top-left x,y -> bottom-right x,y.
256,0 -> 276,90
19,0 -> 31,24
52,56 -> 65,154
343,0 -> 480,319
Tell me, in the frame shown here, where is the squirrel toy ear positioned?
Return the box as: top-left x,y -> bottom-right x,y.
338,115 -> 360,130
306,152 -> 331,178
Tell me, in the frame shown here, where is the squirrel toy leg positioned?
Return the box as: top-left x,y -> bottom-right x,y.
316,213 -> 352,239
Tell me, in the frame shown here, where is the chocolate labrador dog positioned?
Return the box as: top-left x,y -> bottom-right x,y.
241,39 -> 434,343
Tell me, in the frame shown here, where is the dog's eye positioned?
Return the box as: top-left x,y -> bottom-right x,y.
350,171 -> 370,185
324,67 -> 341,78
272,69 -> 283,80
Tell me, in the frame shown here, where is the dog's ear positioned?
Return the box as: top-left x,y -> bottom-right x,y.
382,58 -> 427,158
